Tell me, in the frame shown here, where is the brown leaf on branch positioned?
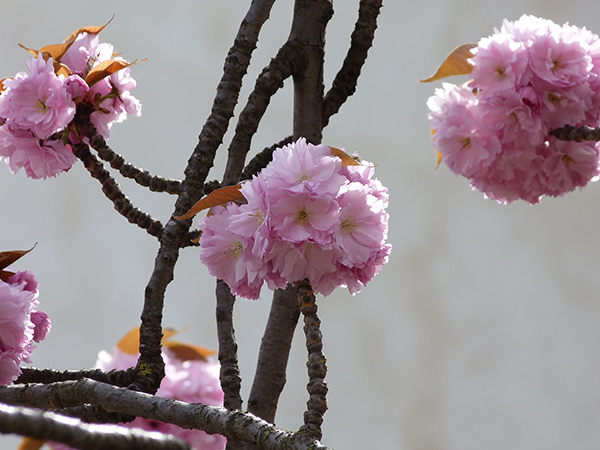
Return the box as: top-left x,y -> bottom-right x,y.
328,146 -> 361,166
420,43 -> 477,83
85,59 -> 144,86
174,184 -> 244,220
0,245 -> 36,282
17,437 -> 45,450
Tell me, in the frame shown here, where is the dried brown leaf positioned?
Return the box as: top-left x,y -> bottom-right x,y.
420,43 -> 477,83
18,437 -> 46,450
0,245 -> 36,271
329,146 -> 361,166
175,185 -> 244,220
85,59 -> 138,86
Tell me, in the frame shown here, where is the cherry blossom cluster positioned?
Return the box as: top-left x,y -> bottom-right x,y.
199,138 -> 391,299
428,15 -> 600,203
0,271 -> 51,385
50,346 -> 226,450
0,31 -> 141,179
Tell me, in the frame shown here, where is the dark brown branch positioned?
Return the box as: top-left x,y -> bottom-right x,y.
322,0 -> 382,127
87,132 -> 182,194
296,280 -> 328,442
216,279 -> 243,411
0,403 -> 189,450
247,284 -> 300,424
0,379 -> 331,450
222,43 -> 300,186
132,0 -> 277,394
17,367 -> 136,387
71,142 -> 165,239
549,125 -> 600,141
289,0 -> 333,143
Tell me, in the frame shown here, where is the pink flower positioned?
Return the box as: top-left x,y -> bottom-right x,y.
199,204 -> 266,300
270,192 -> 340,247
0,127 -> 77,179
261,137 -> 345,198
197,138 -> 391,298
0,270 -> 49,385
427,15 -> 600,203
0,55 -> 75,139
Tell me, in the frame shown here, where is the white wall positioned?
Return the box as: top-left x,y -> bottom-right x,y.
2,1 -> 600,449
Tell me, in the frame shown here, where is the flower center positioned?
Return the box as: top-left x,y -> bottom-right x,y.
36,98 -> 48,114
561,154 -> 575,166
226,240 -> 244,258
459,136 -> 472,150
250,208 -> 264,225
296,170 -> 311,184
295,208 -> 310,225
341,218 -> 357,234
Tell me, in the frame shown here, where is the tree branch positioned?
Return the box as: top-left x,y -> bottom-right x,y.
0,379 -> 331,450
0,403 -> 189,450
132,0 -> 277,394
216,279 -> 243,411
322,0 -> 382,127
247,284 -> 300,424
296,280 -> 328,442
17,367 -> 136,387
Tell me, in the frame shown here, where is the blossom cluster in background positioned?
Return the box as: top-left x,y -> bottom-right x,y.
0,25 -> 141,179
199,138 -> 391,299
0,270 -> 50,385
50,344 -> 226,450
428,15 -> 600,203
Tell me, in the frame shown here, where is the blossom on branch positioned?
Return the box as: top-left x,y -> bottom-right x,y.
0,22 -> 141,179
197,138 -> 391,299
426,15 -> 600,203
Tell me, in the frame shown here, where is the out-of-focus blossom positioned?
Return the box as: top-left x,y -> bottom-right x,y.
427,15 -> 600,203
50,343 -> 226,450
198,138 -> 391,299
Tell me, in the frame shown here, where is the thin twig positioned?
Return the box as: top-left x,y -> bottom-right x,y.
296,279 -> 328,442
222,42 -> 300,186
16,367 -> 136,387
216,279 -> 243,411
549,125 -> 600,142
87,132 -> 182,194
71,142 -> 165,239
322,0 -> 382,127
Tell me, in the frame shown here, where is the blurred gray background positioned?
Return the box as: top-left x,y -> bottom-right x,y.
3,1 -> 600,449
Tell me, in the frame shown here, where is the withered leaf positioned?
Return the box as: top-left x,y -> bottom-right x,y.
329,146 -> 361,166
420,43 -> 477,83
175,185 -> 244,220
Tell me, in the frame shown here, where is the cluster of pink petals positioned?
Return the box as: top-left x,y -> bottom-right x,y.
0,270 -> 51,385
199,138 -> 391,299
50,346 -> 226,450
428,15 -> 600,203
0,32 -> 141,179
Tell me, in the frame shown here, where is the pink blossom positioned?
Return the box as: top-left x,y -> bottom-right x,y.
0,127 -> 77,179
199,204 -> 266,300
0,271 -> 49,385
427,15 -> 600,203
0,55 -> 75,139
270,192 -> 340,247
197,138 -> 391,298
261,137 -> 345,198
